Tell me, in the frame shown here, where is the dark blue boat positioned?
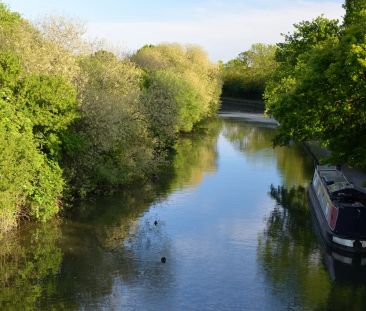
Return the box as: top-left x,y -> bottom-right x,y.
309,165 -> 366,253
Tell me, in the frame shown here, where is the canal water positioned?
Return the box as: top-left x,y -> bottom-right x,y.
2,113 -> 366,310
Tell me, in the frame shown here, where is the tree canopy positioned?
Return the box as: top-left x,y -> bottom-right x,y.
133,44 -> 222,135
265,0 -> 366,168
0,3 -> 222,232
222,43 -> 277,99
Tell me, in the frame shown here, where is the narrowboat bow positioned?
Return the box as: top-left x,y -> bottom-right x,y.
309,165 -> 366,253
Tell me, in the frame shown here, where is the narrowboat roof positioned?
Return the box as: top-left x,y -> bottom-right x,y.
317,165 -> 354,193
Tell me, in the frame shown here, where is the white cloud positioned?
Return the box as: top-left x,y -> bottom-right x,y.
86,1 -> 344,61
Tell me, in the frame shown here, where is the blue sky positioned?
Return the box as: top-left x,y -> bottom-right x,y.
4,0 -> 345,61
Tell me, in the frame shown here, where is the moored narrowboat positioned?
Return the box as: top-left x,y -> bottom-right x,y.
309,165 -> 366,253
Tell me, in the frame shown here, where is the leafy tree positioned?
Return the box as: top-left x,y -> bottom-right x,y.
0,52 -> 76,229
65,50 -> 157,197
264,16 -> 340,142
133,44 -> 222,136
265,2 -> 366,167
0,4 -> 81,86
325,0 -> 366,166
222,43 -> 277,99
18,75 -> 78,160
0,3 -> 223,231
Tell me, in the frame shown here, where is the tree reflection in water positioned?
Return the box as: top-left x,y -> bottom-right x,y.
168,118 -> 220,190
51,189 -> 177,310
0,221 -> 76,310
4,117 -> 366,310
258,185 -> 366,311
222,118 -> 313,187
0,118 -> 221,310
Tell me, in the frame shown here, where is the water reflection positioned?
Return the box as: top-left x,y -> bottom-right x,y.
222,118 -> 274,154
221,118 -> 313,187
258,185 -> 366,311
2,116 -> 366,310
169,119 -> 221,190
53,189 -> 178,309
0,221 -> 71,310
0,119 -> 221,309
58,120 -> 221,309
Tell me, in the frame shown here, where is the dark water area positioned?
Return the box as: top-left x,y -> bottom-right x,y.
2,114 -> 366,310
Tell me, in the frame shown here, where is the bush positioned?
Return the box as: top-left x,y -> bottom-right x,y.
0,50 -> 77,231
64,51 -> 157,196
133,43 -> 222,135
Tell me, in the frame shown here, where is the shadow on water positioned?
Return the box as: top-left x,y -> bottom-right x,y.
258,185 -> 366,311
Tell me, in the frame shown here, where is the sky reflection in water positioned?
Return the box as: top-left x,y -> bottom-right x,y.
1,115 -> 366,310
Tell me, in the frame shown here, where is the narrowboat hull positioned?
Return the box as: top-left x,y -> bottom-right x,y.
309,202 -> 366,282
308,183 -> 366,254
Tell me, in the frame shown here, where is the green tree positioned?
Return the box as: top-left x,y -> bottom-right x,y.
264,16 -> 340,142
222,43 -> 277,99
1,4 -> 83,86
0,51 -> 77,230
65,50 -> 157,197
0,3 -> 223,230
265,2 -> 366,167
133,44 -> 222,135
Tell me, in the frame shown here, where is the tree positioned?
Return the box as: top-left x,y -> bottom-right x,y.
222,43 -> 277,99
0,4 -> 80,85
0,3 -> 224,231
264,16 -> 340,142
65,50 -> 157,197
0,51 -> 77,230
133,43 -> 221,135
265,2 -> 366,167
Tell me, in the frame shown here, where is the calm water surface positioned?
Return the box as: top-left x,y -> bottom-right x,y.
2,114 -> 366,310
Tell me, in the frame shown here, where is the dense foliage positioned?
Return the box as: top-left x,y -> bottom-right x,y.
265,0 -> 366,168
64,51 -> 157,197
133,44 -> 222,135
222,43 -> 277,99
0,50 -> 77,231
0,4 -> 222,232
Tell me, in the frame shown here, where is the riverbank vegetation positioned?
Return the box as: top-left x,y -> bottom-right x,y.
0,119 -> 222,309
221,43 -> 277,99
265,0 -> 366,168
0,3 -> 222,232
